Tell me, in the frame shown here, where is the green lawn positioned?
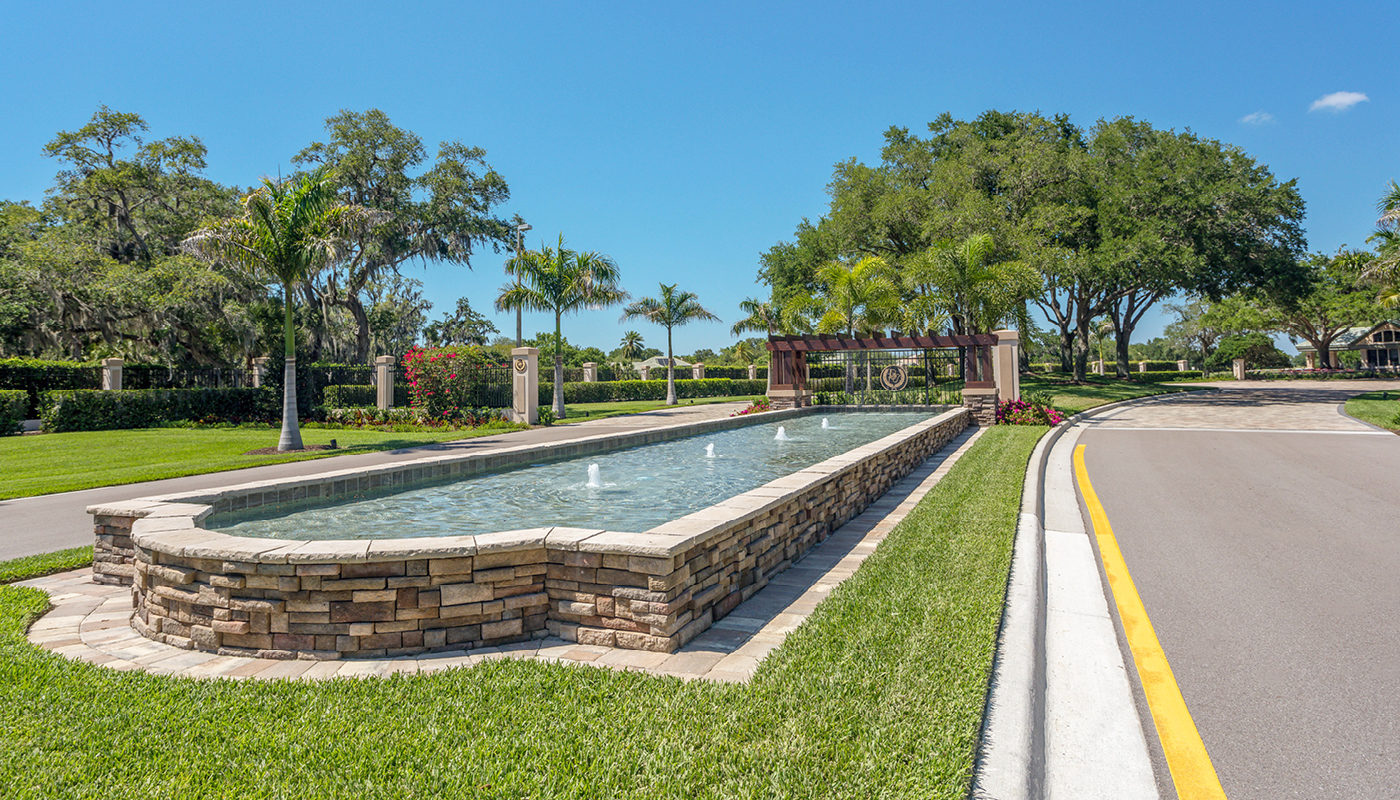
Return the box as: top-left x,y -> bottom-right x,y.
1021,374 -> 1193,414
0,423 -> 523,500
0,425 -> 1044,799
1344,389 -> 1400,431
558,395 -> 761,423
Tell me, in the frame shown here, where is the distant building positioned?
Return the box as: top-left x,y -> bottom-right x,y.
632,355 -> 692,371
1295,320 -> 1400,368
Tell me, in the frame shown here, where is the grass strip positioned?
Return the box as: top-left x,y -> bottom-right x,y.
1344,389 -> 1400,431
0,425 -> 1044,799
557,395 -> 760,424
0,546 -> 92,584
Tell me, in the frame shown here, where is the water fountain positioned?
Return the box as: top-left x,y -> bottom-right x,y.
821,418 -> 830,429
774,425 -> 791,441
587,463 -> 603,488
705,443 -> 716,458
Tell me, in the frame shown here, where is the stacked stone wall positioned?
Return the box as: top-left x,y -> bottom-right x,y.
94,515 -> 135,585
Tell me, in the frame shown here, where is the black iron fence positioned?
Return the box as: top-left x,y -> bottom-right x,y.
123,365 -> 255,390
807,347 -> 964,405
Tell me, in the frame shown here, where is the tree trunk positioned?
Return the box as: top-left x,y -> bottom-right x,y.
341,292 -> 372,365
277,284 -> 303,451
553,311 -> 566,418
1115,334 -> 1132,379
665,327 -> 677,405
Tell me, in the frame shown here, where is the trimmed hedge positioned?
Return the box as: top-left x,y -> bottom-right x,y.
539,378 -> 767,404
39,388 -> 271,433
0,389 -> 26,436
702,365 -> 768,380
0,358 -> 102,417
323,383 -> 410,409
1128,370 -> 1212,383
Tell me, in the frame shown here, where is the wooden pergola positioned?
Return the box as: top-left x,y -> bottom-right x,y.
766,332 -> 996,392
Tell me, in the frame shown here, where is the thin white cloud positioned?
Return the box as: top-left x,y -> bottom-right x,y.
1240,111 -> 1275,125
1309,91 -> 1370,113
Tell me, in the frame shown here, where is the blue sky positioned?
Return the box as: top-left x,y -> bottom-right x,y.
1,1 -> 1392,356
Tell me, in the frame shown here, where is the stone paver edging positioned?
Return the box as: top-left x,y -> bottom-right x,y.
20,427 -> 985,682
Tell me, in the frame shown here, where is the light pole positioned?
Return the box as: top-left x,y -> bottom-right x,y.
513,221 -> 531,347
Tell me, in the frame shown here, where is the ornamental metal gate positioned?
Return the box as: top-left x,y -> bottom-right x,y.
805,346 -> 964,405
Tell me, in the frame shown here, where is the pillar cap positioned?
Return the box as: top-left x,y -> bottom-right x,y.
374,355 -> 396,365
511,347 -> 539,357
101,357 -> 124,366
993,329 -> 1020,343
581,362 -> 597,368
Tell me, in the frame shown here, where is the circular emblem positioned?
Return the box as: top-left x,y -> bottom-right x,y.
513,357 -> 529,373
879,364 -> 909,391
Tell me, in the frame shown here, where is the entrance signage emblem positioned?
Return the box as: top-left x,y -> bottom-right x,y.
513,357 -> 529,373
879,364 -> 909,391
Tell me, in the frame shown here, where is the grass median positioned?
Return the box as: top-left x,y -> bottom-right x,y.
0,424 -> 1045,799
1344,389 -> 1400,431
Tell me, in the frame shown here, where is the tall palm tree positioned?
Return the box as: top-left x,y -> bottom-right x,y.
184,169 -> 374,451
1367,181 -> 1400,306
902,233 -> 1038,335
622,283 -> 720,405
618,330 -> 646,361
731,297 -> 783,337
495,234 -> 627,418
788,256 -> 900,393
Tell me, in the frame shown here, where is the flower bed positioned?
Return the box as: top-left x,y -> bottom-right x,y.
996,397 -> 1065,426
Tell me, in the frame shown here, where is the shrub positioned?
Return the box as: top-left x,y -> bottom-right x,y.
0,389 -> 26,436
703,365 -> 767,380
0,358 -> 102,417
539,378 -> 767,404
401,345 -> 507,419
1138,361 -> 1180,371
38,388 -> 271,432
322,383 -> 410,409
997,398 -> 1065,426
730,397 -> 772,416
1129,370 -> 1212,383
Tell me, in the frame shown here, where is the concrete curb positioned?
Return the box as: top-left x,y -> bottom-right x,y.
971,393 -> 1170,799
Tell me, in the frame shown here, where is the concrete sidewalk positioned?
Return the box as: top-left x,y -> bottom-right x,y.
0,403 -> 748,561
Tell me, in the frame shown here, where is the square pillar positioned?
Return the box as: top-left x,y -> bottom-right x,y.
747,364 -> 757,380
251,357 -> 270,388
639,365 -> 651,380
992,329 -> 1020,403
1305,352 -> 1317,370
101,358 -> 123,391
1138,361 -> 1147,373
374,356 -> 396,410
1176,360 -> 1188,371
692,363 -> 705,380
1232,358 -> 1247,381
511,347 -> 540,424
581,362 -> 597,382
1092,360 -> 1104,375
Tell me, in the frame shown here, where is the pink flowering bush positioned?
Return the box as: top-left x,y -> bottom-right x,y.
730,397 -> 772,416
401,345 -> 502,422
997,397 -> 1066,426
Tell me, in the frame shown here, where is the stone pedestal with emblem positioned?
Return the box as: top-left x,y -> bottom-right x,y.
511,347 -> 539,424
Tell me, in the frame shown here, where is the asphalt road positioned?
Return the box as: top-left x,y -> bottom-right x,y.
0,402 -> 748,561
1077,383 -> 1400,799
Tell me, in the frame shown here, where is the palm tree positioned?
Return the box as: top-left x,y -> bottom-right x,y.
495,235 -> 627,418
731,297 -> 783,337
902,233 -> 1038,335
1367,181 -> 1400,306
622,283 -> 720,405
184,169 -> 374,451
618,330 -> 646,361
788,256 -> 900,393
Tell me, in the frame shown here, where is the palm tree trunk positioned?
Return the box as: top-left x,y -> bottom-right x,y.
553,311 -> 566,418
666,326 -> 677,405
278,283 -> 303,451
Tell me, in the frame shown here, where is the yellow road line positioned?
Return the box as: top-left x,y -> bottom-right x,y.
1073,444 -> 1228,800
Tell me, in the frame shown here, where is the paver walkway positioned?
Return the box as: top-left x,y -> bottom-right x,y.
19,426 -> 983,682
1092,379 -> 1390,432
0,402 -> 750,560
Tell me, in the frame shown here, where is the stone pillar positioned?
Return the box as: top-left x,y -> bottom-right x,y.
1176,360 -> 1188,371
692,363 -> 705,380
101,358 -> 123,391
1138,361 -> 1147,373
251,357 -> 270,388
511,347 -> 540,424
1305,352 -> 1317,370
1092,360 -> 1104,375
581,362 -> 597,382
946,363 -> 957,377
962,388 -> 997,425
992,329 -> 1020,402
639,365 -> 651,380
1232,358 -> 1247,380
748,364 -> 757,380
374,356 -> 396,410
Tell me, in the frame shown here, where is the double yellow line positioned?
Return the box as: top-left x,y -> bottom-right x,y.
1073,444 -> 1228,800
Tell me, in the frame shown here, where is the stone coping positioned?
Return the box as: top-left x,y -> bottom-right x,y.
97,406 -> 963,564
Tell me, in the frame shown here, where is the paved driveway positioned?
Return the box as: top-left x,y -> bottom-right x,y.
1076,381 -> 1399,799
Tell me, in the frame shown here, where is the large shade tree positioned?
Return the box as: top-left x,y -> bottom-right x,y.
184,169 -> 376,450
1260,250 -> 1380,367
495,235 -> 627,418
622,283 -> 720,405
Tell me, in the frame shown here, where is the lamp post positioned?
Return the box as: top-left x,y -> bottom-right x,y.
514,221 -> 531,347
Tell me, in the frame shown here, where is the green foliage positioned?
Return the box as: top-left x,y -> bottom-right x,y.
1344,389 -> 1400,431
1130,370 -> 1212,383
535,407 -> 556,426
0,390 -> 26,435
1209,333 -> 1290,370
401,346 -> 505,418
38,388 -> 270,432
539,378 -> 767,404
0,546 -> 93,584
0,358 -> 102,416
422,296 -> 499,347
322,383 -> 409,409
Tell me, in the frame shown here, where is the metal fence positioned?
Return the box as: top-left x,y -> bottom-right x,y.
123,366 -> 255,390
807,347 -> 964,405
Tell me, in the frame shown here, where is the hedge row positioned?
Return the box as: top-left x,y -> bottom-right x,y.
0,358 -> 103,417
539,378 -> 767,404
1127,371 -> 1212,383
39,388 -> 271,433
323,383 -> 410,409
0,389 -> 26,436
700,365 -> 768,380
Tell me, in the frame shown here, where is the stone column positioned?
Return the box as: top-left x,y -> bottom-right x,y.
581,362 -> 597,382
992,329 -> 1020,403
101,358 -> 123,391
1092,360 -> 1104,375
251,357 -> 270,388
639,365 -> 651,380
375,356 -> 396,410
962,388 -> 997,425
1138,361 -> 1147,373
747,364 -> 757,380
1232,358 -> 1247,381
946,363 -> 957,378
511,347 -> 540,424
1176,360 -> 1188,371
692,363 -> 705,380
1305,352 -> 1317,369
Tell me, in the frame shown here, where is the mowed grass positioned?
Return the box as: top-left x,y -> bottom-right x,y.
559,395 -> 760,423
1344,389 -> 1400,431
1021,373 -> 1192,414
0,423 -> 523,500
0,425 -> 1045,799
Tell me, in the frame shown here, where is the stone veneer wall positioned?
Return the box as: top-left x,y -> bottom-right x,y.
109,407 -> 968,659
963,390 -> 997,425
94,517 -> 136,585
